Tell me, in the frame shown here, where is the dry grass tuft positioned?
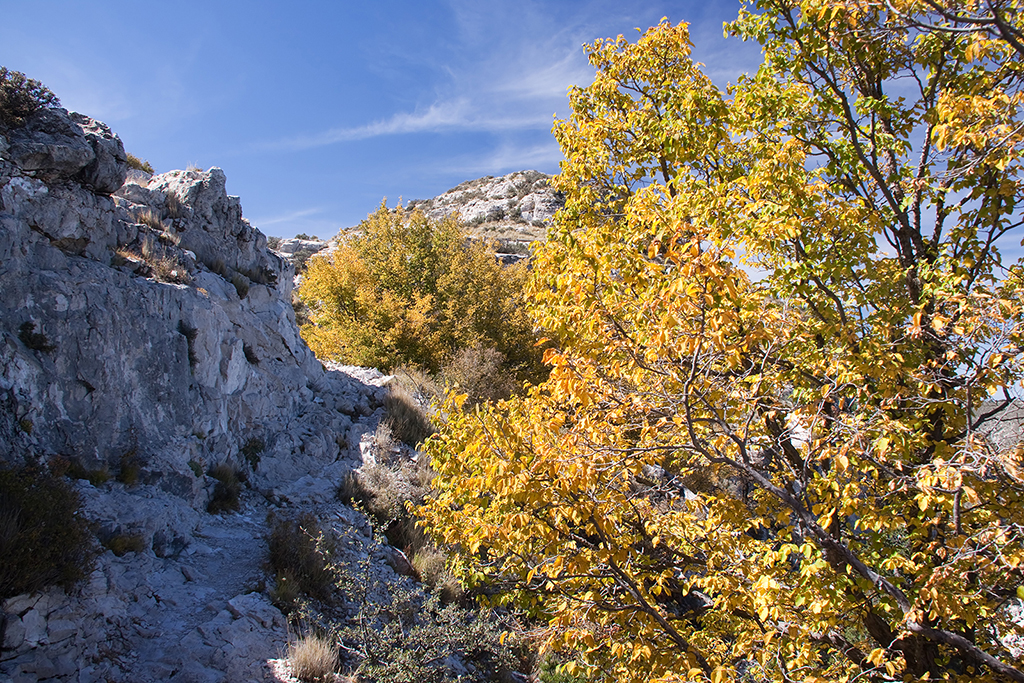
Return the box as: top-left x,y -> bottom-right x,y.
383,386 -> 433,447
288,634 -> 338,682
135,208 -> 164,231
441,344 -> 515,405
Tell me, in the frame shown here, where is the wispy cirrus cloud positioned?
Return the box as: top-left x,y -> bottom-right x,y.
265,99 -> 553,151
250,206 -> 324,227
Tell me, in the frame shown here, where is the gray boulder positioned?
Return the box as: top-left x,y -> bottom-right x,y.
71,112 -> 127,194
5,108 -> 94,181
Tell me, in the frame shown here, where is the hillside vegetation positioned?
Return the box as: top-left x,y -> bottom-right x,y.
420,4 -> 1024,683
297,203 -> 544,391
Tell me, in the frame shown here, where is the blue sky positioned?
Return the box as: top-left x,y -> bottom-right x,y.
1,1 -> 762,239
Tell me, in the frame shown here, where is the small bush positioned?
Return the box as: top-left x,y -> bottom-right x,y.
266,513 -> 335,606
241,436 -> 264,470
165,192 -> 182,219
231,272 -> 250,299
383,386 -> 433,447
267,236 -> 282,250
117,451 -> 141,487
372,421 -> 396,460
0,465 -> 96,601
340,458 -> 432,555
441,344 -> 515,405
390,365 -> 443,405
66,460 -> 110,486
207,464 -> 241,514
187,460 -> 203,478
289,634 -> 339,682
125,153 -> 154,174
104,532 -> 146,557
135,208 -> 164,232
18,419 -> 33,434
293,247 -> 319,273
18,321 -> 55,353
0,67 -> 60,131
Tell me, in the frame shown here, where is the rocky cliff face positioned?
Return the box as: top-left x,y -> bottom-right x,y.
0,109 -> 407,682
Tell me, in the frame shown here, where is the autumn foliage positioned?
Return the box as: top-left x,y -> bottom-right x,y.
420,3 -> 1024,682
297,204 -> 541,380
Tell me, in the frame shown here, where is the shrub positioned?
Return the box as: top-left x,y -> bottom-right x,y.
240,436 -> 264,470
0,67 -> 60,131
342,591 -> 528,683
289,634 -> 339,682
297,204 -> 543,382
267,236 -> 282,250
116,451 -> 141,486
231,272 -> 250,299
164,192 -> 182,219
266,513 -> 335,606
339,457 -> 432,555
0,465 -> 96,601
441,344 -> 515,405
206,464 -> 241,514
104,532 -> 146,557
135,208 -> 164,232
125,153 -> 154,174
382,386 -> 433,447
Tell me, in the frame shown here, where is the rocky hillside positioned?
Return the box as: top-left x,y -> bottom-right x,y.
0,108 -> 426,682
404,169 -> 562,245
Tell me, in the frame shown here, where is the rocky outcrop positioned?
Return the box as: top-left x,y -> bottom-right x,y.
0,109 -> 403,682
404,170 -> 562,243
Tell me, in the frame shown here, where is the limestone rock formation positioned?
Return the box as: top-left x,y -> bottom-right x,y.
404,169 -> 563,244
0,109 -> 402,682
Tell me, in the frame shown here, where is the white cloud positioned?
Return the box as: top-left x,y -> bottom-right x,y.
251,207 -> 324,227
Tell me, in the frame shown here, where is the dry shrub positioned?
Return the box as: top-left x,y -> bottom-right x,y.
231,272 -> 250,299
165,192 -> 182,219
104,532 -> 146,556
0,465 -> 96,601
266,513 -> 335,606
390,365 -> 443,404
410,544 -> 464,603
289,634 -> 339,682
372,421 -> 396,461
383,386 -> 433,447
442,344 -> 515,405
207,464 -> 241,514
340,457 -> 433,556
151,255 -> 192,285
135,208 -> 164,231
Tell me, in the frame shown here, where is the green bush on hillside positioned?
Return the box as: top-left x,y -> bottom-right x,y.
0,464 -> 96,601
0,67 -> 60,131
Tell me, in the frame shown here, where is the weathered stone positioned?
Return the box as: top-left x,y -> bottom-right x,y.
6,108 -> 94,180
70,113 -> 126,194
3,614 -> 25,650
20,609 -> 45,648
46,618 -> 77,644
3,594 -> 38,615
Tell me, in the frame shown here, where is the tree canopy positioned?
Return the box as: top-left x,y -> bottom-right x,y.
297,204 -> 540,378
419,2 -> 1024,681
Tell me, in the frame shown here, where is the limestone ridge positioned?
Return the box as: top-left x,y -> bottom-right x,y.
404,169 -> 563,243
0,107 -> 368,493
0,109 -> 403,681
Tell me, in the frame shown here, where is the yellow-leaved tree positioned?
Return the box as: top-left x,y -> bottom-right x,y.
420,3 -> 1024,681
297,204 -> 540,379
